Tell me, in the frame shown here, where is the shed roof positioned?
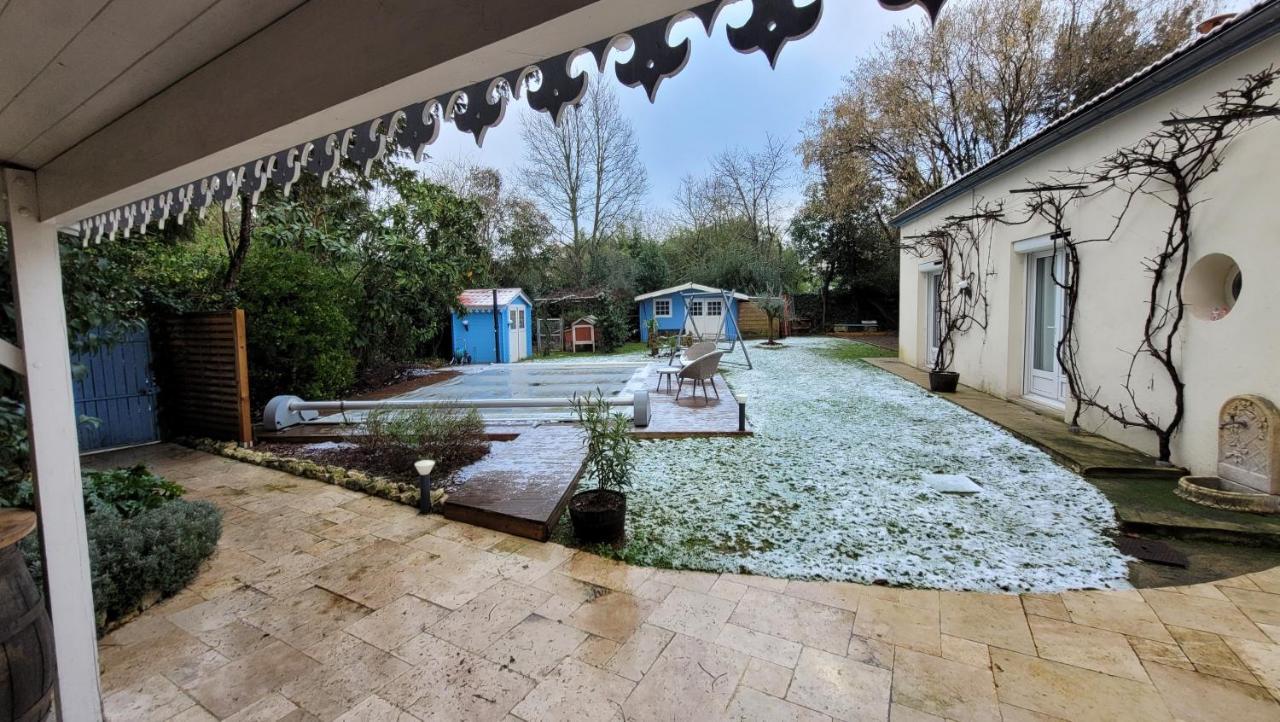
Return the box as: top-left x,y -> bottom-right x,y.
891,0 -> 1280,227
635,282 -> 749,302
458,288 -> 530,308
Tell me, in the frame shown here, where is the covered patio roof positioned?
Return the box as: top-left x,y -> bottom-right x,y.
0,0 -> 943,718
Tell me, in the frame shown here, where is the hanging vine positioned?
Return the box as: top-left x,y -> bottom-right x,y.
901,204 -> 1002,372
1009,67 -> 1280,462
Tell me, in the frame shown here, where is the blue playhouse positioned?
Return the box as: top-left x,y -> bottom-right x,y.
451,288 -> 534,364
635,283 -> 747,343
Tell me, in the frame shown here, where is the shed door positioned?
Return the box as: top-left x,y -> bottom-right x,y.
71,326 -> 161,452
508,307 -> 527,362
684,299 -> 704,336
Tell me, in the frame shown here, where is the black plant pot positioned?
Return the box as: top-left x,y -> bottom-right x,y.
929,370 -> 960,393
569,489 -> 626,543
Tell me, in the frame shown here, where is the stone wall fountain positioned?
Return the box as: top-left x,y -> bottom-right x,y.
1177,395 -> 1280,514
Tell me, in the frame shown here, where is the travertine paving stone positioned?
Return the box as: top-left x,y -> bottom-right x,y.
93,445 -> 1280,721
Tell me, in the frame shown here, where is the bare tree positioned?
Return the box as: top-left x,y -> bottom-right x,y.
220,194 -> 254,291
520,83 -> 648,258
804,0 -> 1206,211
707,134 -> 793,255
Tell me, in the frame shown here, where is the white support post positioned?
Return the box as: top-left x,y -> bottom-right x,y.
2,168 -> 104,721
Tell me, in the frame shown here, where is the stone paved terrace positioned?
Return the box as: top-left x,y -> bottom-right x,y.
92,444 -> 1280,721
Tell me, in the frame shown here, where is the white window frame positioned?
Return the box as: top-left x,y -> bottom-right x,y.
690,300 -> 705,317
706,300 -> 724,316
654,299 -> 672,318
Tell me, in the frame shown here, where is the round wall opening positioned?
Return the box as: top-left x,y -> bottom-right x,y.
1186,253 -> 1243,321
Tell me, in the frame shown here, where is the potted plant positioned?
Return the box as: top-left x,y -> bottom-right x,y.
568,393 -> 635,543
646,319 -> 660,356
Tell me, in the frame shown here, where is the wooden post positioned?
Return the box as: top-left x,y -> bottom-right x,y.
492,289 -> 501,364
2,168 -> 104,720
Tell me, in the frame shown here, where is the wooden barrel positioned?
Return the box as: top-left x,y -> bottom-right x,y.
0,510 -> 54,722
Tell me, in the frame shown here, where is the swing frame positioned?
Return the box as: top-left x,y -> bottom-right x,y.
673,288 -> 753,370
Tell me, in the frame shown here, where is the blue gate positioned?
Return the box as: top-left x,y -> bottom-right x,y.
71,327 -> 161,452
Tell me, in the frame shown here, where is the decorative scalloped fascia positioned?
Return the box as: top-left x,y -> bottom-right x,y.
76,0 -> 861,243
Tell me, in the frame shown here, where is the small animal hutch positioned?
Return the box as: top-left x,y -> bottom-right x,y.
565,316 -> 598,353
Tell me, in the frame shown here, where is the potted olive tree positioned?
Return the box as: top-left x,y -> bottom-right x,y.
646,319 -> 660,356
569,393 -> 635,543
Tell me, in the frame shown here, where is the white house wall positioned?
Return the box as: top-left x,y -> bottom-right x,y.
898,36 -> 1280,475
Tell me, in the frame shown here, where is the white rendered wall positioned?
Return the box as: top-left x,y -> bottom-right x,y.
897,37 -> 1280,475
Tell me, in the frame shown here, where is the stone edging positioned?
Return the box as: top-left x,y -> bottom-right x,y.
179,438 -> 446,508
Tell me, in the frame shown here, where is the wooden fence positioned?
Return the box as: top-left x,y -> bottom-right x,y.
152,310 -> 252,444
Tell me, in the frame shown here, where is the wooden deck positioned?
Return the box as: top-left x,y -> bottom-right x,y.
442,424 -> 586,541
634,363 -> 749,438
258,361 -> 750,541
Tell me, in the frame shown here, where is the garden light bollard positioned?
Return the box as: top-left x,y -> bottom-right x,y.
415,460 -> 436,514
738,392 -> 748,433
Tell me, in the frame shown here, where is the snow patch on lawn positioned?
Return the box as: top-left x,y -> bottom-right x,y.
621,336 -> 1129,592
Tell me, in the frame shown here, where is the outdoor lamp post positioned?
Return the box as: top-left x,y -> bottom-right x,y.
415,460 -> 436,514
737,392 -> 748,433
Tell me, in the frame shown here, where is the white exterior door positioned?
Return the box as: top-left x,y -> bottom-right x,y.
684,299 -> 704,337
508,307 -> 527,362
925,271 -> 943,368
1024,250 -> 1068,404
703,299 -> 725,339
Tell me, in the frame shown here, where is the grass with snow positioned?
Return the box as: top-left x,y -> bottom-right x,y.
552,336 -> 1129,592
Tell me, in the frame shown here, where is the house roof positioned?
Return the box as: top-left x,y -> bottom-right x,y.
891,0 -> 1280,227
634,283 -> 750,302
458,288 -> 531,308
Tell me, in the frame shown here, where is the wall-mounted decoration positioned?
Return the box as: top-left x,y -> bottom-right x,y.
78,0 -> 828,244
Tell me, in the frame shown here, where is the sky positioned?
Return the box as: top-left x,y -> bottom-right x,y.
416,0 -> 918,228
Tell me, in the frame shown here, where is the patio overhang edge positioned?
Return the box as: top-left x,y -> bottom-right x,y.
45,0 -> 842,239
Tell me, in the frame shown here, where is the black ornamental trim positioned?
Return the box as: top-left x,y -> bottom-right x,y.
78,0 -> 953,242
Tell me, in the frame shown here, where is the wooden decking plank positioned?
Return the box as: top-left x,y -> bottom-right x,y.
443,424 -> 587,541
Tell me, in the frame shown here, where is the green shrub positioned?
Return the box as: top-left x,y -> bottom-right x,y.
23,499 -> 221,632
357,406 -> 490,477
2,465 -> 184,518
234,244 -> 358,401
572,393 -> 635,492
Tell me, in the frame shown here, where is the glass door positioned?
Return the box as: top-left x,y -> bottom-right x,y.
1024,250 -> 1067,404
925,271 -> 942,368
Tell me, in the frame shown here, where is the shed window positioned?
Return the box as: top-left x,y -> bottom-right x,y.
690,301 -> 704,316
706,300 -> 723,316
654,299 -> 672,317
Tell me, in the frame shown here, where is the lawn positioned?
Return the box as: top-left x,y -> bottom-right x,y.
534,341 -> 650,361
553,336 -> 1129,592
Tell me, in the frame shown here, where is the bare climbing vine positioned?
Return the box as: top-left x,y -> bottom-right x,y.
1008,67 -> 1280,462
901,204 -> 1002,372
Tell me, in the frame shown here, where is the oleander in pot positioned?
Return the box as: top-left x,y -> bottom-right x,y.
568,392 -> 634,543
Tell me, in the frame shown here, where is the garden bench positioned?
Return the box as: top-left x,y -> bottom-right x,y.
834,320 -> 879,332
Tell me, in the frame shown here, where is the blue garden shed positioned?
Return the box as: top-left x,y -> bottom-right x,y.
451,288 -> 534,364
636,283 -> 748,342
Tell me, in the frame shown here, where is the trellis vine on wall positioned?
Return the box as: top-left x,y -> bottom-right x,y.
900,204 -> 1001,373
933,67 -> 1280,463
77,0 -> 840,244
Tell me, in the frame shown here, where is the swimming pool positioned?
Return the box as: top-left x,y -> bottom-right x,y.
320,362 -> 651,423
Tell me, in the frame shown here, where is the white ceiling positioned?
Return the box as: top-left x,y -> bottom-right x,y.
0,0 -> 696,223
0,0 -> 307,168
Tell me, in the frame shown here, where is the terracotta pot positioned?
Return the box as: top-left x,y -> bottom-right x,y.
929,370 -> 960,393
569,489 -> 626,543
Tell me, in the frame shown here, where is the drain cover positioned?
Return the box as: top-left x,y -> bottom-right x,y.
1115,537 -> 1189,567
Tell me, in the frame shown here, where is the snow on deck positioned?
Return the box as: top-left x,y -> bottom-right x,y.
613,337 -> 1129,592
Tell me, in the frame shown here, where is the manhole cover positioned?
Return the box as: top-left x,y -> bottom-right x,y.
1115,537 -> 1189,567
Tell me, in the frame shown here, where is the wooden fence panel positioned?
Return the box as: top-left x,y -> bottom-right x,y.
153,310 -> 252,444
